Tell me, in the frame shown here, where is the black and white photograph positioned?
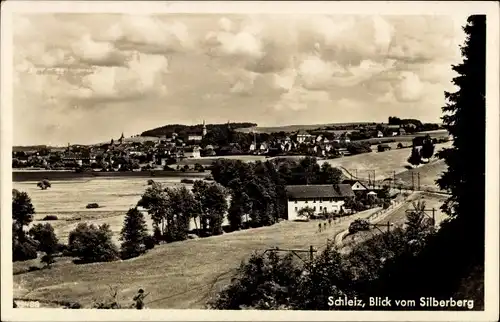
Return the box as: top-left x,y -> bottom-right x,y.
1,1 -> 498,321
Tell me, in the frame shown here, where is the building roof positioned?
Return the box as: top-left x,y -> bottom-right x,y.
342,179 -> 368,189
297,130 -> 312,136
286,184 -> 354,199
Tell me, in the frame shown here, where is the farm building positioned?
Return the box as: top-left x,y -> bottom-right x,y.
342,179 -> 368,192
296,130 -> 313,143
286,184 -> 355,220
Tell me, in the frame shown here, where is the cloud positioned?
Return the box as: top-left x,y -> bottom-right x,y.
101,15 -> 193,55
273,85 -> 330,111
394,71 -> 425,102
11,13 -> 467,145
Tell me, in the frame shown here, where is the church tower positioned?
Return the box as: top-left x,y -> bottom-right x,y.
202,120 -> 207,137
119,132 -> 124,144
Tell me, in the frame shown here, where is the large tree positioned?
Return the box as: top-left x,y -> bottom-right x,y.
12,189 -> 38,261
192,180 -> 228,235
29,223 -> 59,268
120,207 -> 149,259
437,15 -> 486,258
137,182 -> 168,237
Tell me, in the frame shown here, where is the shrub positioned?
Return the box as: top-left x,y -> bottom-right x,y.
65,302 -> 82,309
42,215 -> 58,221
144,235 -> 156,250
37,179 -> 51,190
397,143 -> 404,149
348,219 -> 371,234
28,265 -> 41,272
86,203 -> 100,209
41,253 -> 56,268
13,240 -> 38,261
147,179 -> 155,185
194,163 -> 205,172
68,223 -> 119,263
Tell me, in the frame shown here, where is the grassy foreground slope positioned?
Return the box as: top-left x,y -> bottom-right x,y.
14,208 -> 380,309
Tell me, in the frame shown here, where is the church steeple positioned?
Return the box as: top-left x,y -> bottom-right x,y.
119,132 -> 124,144
202,120 -> 207,136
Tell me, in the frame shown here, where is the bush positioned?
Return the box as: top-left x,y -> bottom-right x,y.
147,179 -> 155,185
397,143 -> 404,149
144,235 -> 156,250
86,203 -> 100,209
13,240 -> 38,261
37,179 -> 51,190
42,215 -> 58,221
68,223 -> 119,263
348,219 -> 371,234
194,163 -> 205,172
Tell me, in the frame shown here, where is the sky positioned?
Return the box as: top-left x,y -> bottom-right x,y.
12,13 -> 467,146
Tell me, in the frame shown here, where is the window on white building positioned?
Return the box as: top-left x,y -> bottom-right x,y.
294,200 -> 297,204
295,207 -> 298,211
305,200 -> 308,203
313,199 -> 316,203
320,206 -> 322,211
314,207 -> 316,211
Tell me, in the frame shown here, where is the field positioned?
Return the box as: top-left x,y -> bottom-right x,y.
320,141 -> 452,183
14,208 -> 381,309
13,177 -> 194,245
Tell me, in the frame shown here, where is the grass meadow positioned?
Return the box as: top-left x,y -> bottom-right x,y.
14,208 -> 381,309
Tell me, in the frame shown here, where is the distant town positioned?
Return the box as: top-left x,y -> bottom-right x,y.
12,117 -> 449,175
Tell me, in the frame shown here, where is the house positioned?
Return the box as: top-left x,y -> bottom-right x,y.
286,184 -> 355,220
398,128 -> 406,136
183,146 -> 201,158
296,131 -> 313,144
342,179 -> 368,192
377,131 -> 384,138
187,134 -> 203,142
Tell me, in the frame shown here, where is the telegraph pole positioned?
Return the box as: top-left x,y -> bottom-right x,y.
411,172 -> 415,191
417,172 -> 421,190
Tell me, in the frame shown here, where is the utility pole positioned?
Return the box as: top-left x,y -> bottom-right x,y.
411,172 -> 415,191
417,172 -> 421,190
309,245 -> 315,262
393,170 -> 396,189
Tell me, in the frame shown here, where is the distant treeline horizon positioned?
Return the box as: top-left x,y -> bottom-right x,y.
13,118 -> 443,150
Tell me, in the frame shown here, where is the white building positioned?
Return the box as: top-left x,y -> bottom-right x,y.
342,179 -> 368,192
296,131 -> 313,143
184,146 -> 201,158
286,184 -> 355,220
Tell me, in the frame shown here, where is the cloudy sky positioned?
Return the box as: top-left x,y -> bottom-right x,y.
12,13 -> 466,146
